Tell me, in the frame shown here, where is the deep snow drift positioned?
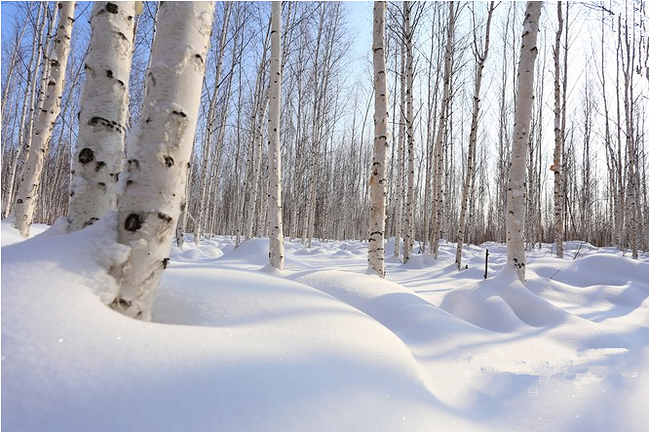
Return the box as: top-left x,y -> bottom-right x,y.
2,218 -> 648,431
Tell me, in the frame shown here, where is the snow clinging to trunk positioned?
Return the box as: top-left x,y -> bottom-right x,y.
110,2 -> 215,320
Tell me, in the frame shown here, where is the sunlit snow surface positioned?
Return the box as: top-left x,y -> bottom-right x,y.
2,218 -> 648,431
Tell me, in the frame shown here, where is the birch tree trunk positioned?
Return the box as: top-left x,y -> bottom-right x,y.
110,2 -> 214,320
506,1 -> 541,282
403,0 -> 415,263
268,1 -> 284,270
430,2 -> 455,259
394,39 -> 406,259
456,1 -> 494,270
194,2 -> 231,245
552,1 -> 564,258
14,1 -> 75,238
368,0 -> 388,278
3,2 -> 48,219
68,1 -> 135,231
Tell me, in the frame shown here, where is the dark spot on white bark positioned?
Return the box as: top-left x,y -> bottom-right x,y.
105,2 -> 118,14
128,159 -> 140,170
17,199 -> 23,204
162,258 -> 170,269
125,213 -> 142,232
112,297 -> 131,310
106,69 -> 113,78
50,59 -> 60,68
95,161 -> 106,172
157,213 -> 172,223
194,54 -> 203,63
172,110 -> 187,118
97,182 -> 106,190
70,191 -> 74,197
79,148 -> 94,164
180,202 -> 186,211
164,156 -> 174,167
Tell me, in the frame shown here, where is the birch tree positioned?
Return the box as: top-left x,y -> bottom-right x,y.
430,1 -> 455,259
506,1 -> 541,282
403,0 -> 415,263
193,2 -> 232,245
268,1 -> 284,270
394,37 -> 406,259
68,1 -> 136,231
456,1 -> 494,270
110,2 -> 214,320
369,0 -> 388,277
2,2 -> 49,219
14,1 -> 75,238
551,1 -> 565,258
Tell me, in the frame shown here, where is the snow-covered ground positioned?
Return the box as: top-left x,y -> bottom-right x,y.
2,217 -> 648,431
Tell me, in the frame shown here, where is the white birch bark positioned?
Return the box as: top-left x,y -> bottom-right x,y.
506,1 -> 542,282
68,1 -> 135,231
110,2 -> 214,320
268,1 -> 284,270
194,2 -> 231,245
394,39 -> 406,259
368,0 -> 388,277
430,2 -> 455,259
244,23 -> 271,240
552,1 -> 564,258
3,3 -> 47,219
403,0 -> 415,263
14,1 -> 75,238
456,2 -> 494,270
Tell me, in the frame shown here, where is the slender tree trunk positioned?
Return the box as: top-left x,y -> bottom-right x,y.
430,2 -> 455,259
268,1 -> 284,270
552,1 -> 564,257
14,1 -> 75,238
456,2 -> 494,270
3,3 -> 47,219
110,2 -> 214,320
394,39 -> 406,259
403,0 -> 415,263
368,0 -> 388,278
68,2 -> 135,231
506,1 -> 542,282
194,2 -> 232,245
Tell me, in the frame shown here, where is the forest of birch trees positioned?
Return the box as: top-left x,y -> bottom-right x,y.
2,0 -> 648,261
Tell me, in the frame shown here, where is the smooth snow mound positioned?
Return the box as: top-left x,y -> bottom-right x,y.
2,220 -> 649,431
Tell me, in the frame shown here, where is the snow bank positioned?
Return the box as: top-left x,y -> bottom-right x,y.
2,221 -> 648,431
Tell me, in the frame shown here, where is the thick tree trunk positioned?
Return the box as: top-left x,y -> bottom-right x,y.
368,1 -> 388,278
14,1 -> 75,238
68,1 -> 135,231
506,1 -> 542,282
110,2 -> 214,320
268,1 -> 284,270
